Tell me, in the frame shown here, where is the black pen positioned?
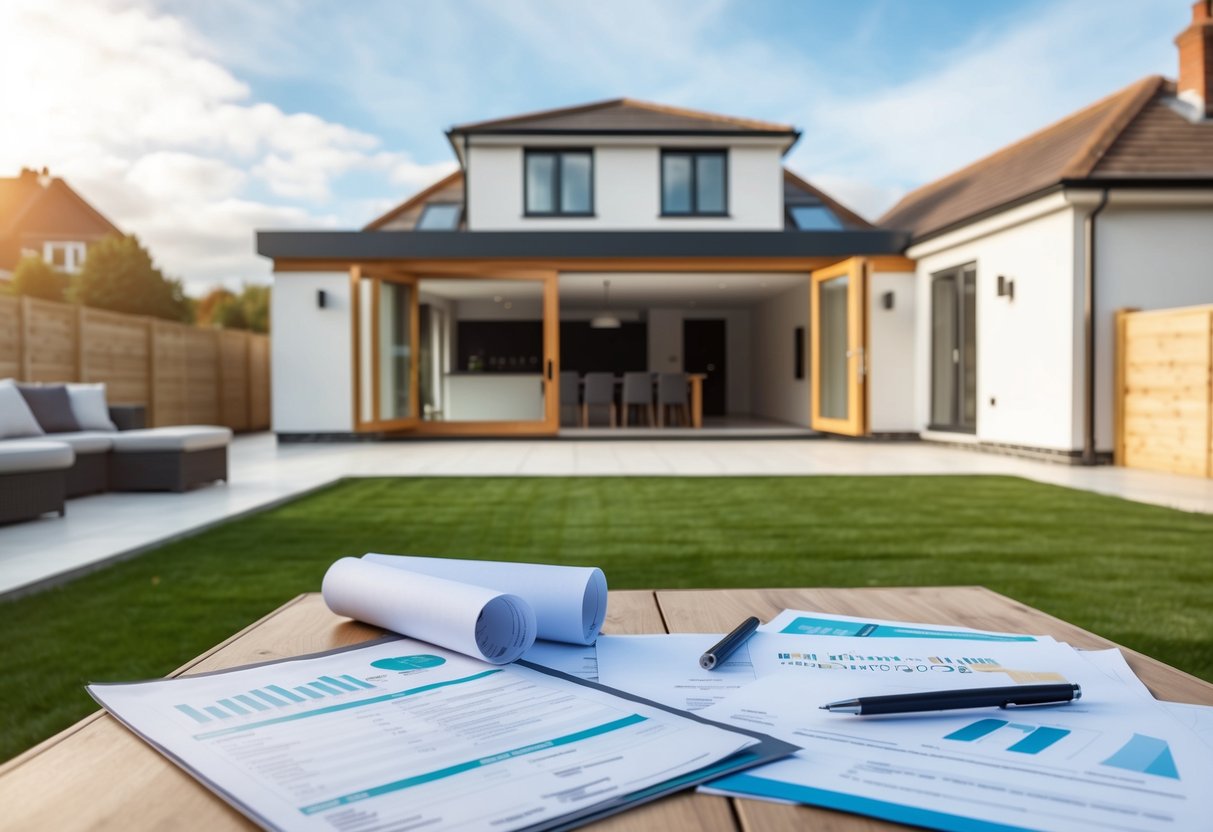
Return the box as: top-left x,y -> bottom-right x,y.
699,616 -> 760,670
820,683 -> 1081,715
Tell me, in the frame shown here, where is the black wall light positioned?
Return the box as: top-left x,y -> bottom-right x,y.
997,275 -> 1015,301
881,291 -> 895,310
317,289 -> 328,308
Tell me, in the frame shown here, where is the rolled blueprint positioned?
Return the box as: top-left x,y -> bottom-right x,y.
322,557 -> 536,664
362,554 -> 608,646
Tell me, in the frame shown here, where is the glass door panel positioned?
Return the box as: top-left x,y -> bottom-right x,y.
378,281 -> 413,421
811,258 -> 867,435
818,276 -> 850,420
353,271 -> 419,432
930,264 -> 977,433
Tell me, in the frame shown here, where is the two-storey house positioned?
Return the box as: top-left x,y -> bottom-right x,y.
257,99 -> 911,439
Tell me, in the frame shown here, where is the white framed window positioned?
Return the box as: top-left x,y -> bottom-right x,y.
43,241 -> 88,273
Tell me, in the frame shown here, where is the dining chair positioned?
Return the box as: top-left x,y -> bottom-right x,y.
657,372 -> 689,427
621,372 -> 655,428
582,373 -> 616,428
559,372 -> 580,427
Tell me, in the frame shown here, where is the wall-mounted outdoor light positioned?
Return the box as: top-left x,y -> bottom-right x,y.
997,275 -> 1015,301
881,291 -> 895,310
317,289 -> 328,308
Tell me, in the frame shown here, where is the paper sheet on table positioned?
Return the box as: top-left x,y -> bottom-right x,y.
322,557 -> 536,663
761,608 -> 1052,642
521,639 -> 599,681
700,670 -> 1213,832
89,637 -> 796,832
363,553 -> 608,645
595,634 -> 756,712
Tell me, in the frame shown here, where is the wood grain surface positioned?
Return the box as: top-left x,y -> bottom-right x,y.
2,586 -> 1210,831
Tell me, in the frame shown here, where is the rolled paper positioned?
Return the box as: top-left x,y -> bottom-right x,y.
362,554 -> 608,646
322,557 -> 536,664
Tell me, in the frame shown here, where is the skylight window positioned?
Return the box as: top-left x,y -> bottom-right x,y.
416,203 -> 461,230
789,204 -> 843,231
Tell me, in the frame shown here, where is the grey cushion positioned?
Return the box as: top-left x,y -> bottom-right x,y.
110,426 -> 233,453
66,383 -> 118,432
0,440 -> 74,473
10,431 -> 114,454
0,379 -> 45,439
18,384 -> 82,434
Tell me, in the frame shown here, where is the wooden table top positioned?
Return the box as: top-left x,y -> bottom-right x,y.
4,586 -> 1212,831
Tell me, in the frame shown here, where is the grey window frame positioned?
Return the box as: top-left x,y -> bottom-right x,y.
523,149 -> 594,217
660,149 -> 729,217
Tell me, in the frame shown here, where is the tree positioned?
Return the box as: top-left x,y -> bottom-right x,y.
73,234 -> 191,322
10,256 -> 68,302
209,283 -> 270,333
195,287 -> 236,327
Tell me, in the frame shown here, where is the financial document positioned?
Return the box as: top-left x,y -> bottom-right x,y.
90,637 -> 790,832
595,634 -> 756,712
702,636 -> 1213,831
761,608 -> 1051,642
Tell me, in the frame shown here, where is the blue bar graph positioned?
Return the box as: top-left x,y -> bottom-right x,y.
1007,727 -> 1069,754
176,675 -> 378,725
1102,734 -> 1180,779
945,719 -> 1007,742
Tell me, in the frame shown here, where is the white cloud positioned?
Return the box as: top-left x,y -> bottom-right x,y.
0,0 -> 445,292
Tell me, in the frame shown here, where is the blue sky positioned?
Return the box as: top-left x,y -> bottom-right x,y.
0,0 -> 1188,292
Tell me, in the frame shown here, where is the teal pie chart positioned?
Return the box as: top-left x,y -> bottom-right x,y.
371,655 -> 447,671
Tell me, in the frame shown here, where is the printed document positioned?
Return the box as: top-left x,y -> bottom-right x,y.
702,635 -> 1213,831
90,637 -> 793,832
595,634 -> 756,711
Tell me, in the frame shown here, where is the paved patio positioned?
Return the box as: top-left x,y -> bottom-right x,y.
2,433 -> 1210,599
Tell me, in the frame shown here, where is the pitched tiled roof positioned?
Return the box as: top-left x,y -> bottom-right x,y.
880,76 -> 1213,240
783,169 -> 871,229
450,98 -> 798,135
364,170 -> 463,231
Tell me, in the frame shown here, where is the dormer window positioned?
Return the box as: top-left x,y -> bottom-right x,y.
43,241 -> 87,273
524,149 -> 593,216
416,203 -> 462,230
661,149 -> 727,216
788,203 -> 843,230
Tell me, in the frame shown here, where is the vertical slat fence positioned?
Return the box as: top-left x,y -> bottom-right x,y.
0,296 -> 269,431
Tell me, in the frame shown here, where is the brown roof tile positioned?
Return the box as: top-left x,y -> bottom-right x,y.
879,76 -> 1212,239
450,98 -> 797,135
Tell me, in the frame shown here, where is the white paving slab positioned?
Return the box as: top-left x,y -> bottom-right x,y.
1,433 -> 1210,598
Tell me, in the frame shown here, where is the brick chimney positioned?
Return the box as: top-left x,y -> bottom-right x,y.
1176,0 -> 1213,117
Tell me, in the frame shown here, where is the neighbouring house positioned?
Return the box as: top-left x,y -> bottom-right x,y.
257,3 -> 1212,457
257,100 -> 912,438
0,167 -> 122,281
880,0 -> 1213,462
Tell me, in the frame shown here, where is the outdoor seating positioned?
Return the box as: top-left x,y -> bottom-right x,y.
0,440 -> 73,525
109,426 -> 232,492
621,371 -> 654,427
582,373 -> 616,427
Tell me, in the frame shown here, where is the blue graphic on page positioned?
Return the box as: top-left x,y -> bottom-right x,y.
1102,734 -> 1180,779
174,673 -> 376,724
944,718 -> 1071,755
778,616 -> 1037,642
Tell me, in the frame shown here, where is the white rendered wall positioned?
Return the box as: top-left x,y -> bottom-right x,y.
465,140 -> 784,230
647,307 -> 752,415
1094,203 -> 1213,451
750,281 -> 810,425
910,206 -> 1080,451
271,272 -> 353,433
867,272 -> 917,433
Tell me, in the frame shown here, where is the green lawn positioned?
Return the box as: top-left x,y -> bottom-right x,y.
3,475 -> 1211,762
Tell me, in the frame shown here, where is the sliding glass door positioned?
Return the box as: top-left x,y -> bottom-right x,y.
930,264 -> 977,432
353,269 -> 419,432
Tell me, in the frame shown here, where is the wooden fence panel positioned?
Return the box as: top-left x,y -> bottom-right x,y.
1117,306 -> 1213,478
248,335 -> 271,430
151,321 -> 188,427
184,328 -> 219,426
0,296 -> 19,380
80,308 -> 150,406
23,297 -> 78,383
218,331 -> 250,431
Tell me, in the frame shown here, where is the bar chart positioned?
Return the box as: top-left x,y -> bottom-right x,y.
175,674 -> 376,724
944,718 -> 1072,755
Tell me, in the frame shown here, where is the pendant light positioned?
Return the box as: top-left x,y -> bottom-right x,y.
590,278 -> 622,329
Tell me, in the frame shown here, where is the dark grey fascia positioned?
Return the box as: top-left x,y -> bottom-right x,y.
256,229 -> 911,261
